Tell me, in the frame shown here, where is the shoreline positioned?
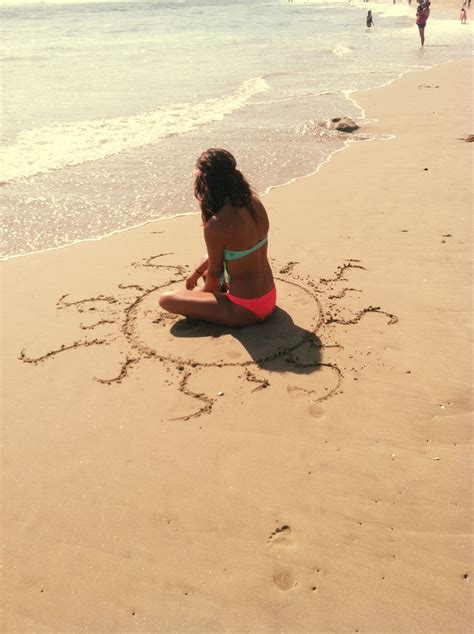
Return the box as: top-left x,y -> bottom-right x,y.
2,54 -> 471,263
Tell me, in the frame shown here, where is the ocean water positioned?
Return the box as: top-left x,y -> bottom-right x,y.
1,0 -> 472,259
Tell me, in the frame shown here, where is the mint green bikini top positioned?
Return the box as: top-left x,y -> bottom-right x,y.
221,236 -> 268,285
223,236 -> 268,261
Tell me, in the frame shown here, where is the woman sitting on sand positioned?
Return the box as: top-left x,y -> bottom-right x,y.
159,148 -> 276,326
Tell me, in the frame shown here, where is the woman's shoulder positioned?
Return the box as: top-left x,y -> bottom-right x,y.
210,195 -> 268,227
204,204 -> 237,236
203,213 -> 224,239
248,195 -> 268,223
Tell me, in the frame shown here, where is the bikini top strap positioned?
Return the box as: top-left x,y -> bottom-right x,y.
223,236 -> 268,261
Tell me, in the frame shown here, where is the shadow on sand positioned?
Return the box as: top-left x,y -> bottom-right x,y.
170,306 -> 322,375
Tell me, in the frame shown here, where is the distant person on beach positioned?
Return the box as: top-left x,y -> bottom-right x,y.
366,10 -> 374,27
159,148 -> 276,326
416,1 -> 430,46
460,5 -> 467,22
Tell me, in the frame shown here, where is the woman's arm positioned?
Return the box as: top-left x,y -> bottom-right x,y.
202,218 -> 224,293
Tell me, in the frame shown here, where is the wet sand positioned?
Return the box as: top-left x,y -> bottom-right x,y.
2,58 -> 472,633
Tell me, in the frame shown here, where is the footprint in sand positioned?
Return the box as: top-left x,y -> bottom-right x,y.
272,570 -> 296,592
308,403 -> 326,420
268,527 -> 297,592
267,524 -> 295,549
286,388 -> 327,420
286,385 -> 307,399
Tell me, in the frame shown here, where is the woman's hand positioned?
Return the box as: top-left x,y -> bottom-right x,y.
186,256 -> 209,290
185,270 -> 202,290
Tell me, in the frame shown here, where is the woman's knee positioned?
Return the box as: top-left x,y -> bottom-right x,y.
159,291 -> 176,311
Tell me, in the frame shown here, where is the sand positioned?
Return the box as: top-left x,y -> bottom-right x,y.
1,58 -> 473,633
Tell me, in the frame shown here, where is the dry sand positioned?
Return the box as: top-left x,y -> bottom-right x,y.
1,59 -> 473,633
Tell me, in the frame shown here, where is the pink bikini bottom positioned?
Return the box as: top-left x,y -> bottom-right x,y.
227,286 -> 276,320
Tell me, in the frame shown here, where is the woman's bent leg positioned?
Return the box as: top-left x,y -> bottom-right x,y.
159,289 -> 260,327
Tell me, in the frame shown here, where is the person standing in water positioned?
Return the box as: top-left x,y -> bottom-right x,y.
366,10 -> 374,27
416,1 -> 430,47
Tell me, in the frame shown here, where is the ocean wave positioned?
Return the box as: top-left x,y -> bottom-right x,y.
0,76 -> 269,182
332,44 -> 352,58
253,86 -> 341,106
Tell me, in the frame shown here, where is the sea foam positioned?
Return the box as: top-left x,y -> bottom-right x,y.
0,76 -> 269,182
332,44 -> 351,58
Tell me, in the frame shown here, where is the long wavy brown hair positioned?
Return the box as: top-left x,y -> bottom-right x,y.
194,148 -> 256,223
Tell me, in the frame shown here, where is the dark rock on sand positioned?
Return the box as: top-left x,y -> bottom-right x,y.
330,117 -> 360,133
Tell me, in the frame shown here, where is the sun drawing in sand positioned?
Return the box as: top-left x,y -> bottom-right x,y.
19,253 -> 398,420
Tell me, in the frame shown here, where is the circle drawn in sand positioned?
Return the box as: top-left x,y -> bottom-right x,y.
128,275 -> 321,367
